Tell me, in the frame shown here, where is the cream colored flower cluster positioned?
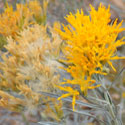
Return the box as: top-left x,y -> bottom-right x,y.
0,23 -> 62,112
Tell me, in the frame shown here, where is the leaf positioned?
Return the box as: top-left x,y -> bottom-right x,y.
38,121 -> 60,125
63,108 -> 108,124
39,91 -> 105,110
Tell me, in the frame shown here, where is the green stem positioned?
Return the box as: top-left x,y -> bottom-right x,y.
21,112 -> 29,125
104,92 -> 120,125
2,0 -> 7,8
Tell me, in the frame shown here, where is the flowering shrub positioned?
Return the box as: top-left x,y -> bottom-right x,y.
0,24 -> 62,112
56,3 -> 125,111
0,0 -> 48,49
0,1 -> 124,125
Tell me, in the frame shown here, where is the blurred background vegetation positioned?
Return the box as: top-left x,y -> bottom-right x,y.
0,0 -> 124,124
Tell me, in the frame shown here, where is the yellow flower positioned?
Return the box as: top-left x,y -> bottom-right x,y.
0,90 -> 25,112
57,85 -> 79,111
56,3 -> 125,110
122,92 -> 125,98
29,0 -> 48,24
0,3 -> 32,38
0,0 -> 48,39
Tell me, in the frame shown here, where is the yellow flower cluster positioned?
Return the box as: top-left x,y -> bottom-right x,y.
57,4 -> 125,110
0,24 -> 62,112
28,0 -> 48,24
0,0 -> 48,38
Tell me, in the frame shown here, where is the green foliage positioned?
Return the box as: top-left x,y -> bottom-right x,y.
0,36 -> 6,49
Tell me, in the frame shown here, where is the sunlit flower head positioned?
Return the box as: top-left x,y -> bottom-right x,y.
56,3 -> 125,110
